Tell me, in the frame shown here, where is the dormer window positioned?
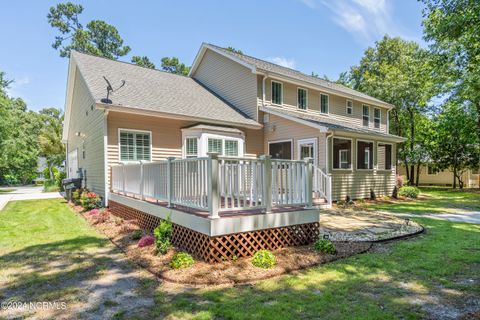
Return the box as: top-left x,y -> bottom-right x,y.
272,81 -> 283,105
297,88 -> 307,110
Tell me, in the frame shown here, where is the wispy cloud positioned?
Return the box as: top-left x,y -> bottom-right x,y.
298,0 -> 410,43
266,57 -> 296,69
6,76 -> 30,98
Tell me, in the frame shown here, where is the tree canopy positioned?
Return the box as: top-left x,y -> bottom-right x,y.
160,57 -> 190,76
131,56 -> 156,69
47,2 -> 131,59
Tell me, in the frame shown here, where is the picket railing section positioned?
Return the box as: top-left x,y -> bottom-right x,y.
111,154 -> 315,218
313,166 -> 332,205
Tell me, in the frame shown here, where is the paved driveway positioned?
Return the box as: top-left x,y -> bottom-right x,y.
0,186 -> 62,211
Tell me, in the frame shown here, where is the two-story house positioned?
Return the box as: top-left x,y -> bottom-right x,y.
63,43 -> 405,262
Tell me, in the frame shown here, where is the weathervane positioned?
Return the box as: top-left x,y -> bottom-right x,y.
101,76 -> 125,104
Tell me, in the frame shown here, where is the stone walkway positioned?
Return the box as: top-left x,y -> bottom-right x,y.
320,209 -> 423,242
0,186 -> 62,211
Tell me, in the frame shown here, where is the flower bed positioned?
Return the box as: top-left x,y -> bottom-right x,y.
71,204 -> 372,286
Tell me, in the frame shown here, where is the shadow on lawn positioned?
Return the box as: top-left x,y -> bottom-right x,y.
154,219 -> 480,319
0,236 -> 155,319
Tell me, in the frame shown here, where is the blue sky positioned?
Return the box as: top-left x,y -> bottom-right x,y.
0,0 -> 425,111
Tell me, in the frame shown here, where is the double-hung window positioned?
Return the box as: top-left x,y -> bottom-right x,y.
374,108 -> 381,129
297,88 -> 307,110
346,100 -> 353,115
185,137 -> 198,158
119,130 -> 151,161
320,94 -> 329,114
272,81 -> 283,105
208,138 -> 223,155
357,140 -> 374,169
224,140 -> 239,156
362,105 -> 369,127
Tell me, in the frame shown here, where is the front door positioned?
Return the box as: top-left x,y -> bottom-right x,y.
297,138 -> 317,165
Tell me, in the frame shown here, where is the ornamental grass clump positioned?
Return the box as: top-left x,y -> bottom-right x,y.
170,252 -> 194,269
314,239 -> 336,254
138,235 -> 155,248
252,250 -> 276,269
398,186 -> 420,198
154,216 -> 172,254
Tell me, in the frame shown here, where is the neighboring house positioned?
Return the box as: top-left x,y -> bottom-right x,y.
398,165 -> 480,188
62,43 -> 405,262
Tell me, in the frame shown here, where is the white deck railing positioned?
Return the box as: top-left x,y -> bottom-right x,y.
111,154 -> 315,218
313,166 -> 332,205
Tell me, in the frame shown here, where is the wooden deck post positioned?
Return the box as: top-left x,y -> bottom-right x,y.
207,153 -> 220,219
305,157 -> 313,208
167,157 -> 175,208
260,155 -> 272,214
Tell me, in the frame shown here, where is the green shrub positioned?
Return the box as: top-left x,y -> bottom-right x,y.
398,186 -> 420,198
154,216 -> 172,254
130,230 -> 143,240
314,239 -> 336,254
79,190 -> 102,209
72,188 -> 83,204
170,252 -> 194,269
252,250 -> 276,269
43,180 -> 60,192
54,170 -> 66,191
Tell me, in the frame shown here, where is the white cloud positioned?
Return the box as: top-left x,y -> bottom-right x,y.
6,76 -> 30,98
266,57 -> 296,69
316,0 -> 406,43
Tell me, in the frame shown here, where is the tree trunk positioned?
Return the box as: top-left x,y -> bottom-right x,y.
453,166 -> 457,189
416,164 -> 421,186
49,164 -> 54,181
407,107 -> 416,186
476,100 -> 480,140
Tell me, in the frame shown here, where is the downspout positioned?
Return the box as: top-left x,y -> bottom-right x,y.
262,74 -> 268,107
325,132 -> 333,174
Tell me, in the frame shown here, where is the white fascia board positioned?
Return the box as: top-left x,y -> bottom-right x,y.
61,56 -> 77,142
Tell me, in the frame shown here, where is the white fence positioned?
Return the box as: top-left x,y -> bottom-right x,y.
111,154 -> 317,218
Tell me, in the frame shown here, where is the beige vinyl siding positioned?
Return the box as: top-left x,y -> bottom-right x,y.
106,112 -> 264,187
263,114 -> 326,169
329,134 -> 396,201
260,78 -> 389,133
192,49 -> 258,121
66,68 -> 106,199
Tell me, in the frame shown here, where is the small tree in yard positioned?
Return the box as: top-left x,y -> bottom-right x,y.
430,103 -> 480,188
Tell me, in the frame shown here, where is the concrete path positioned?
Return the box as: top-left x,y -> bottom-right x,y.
0,186 -> 62,211
380,211 -> 480,225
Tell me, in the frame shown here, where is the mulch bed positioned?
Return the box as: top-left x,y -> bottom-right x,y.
71,204 -> 372,286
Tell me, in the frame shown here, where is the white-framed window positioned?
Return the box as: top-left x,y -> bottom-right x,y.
224,140 -> 239,156
185,137 -> 198,158
297,88 -> 307,110
207,138 -> 223,155
333,138 -> 352,169
119,129 -> 151,161
362,105 -> 369,127
271,81 -> 283,105
357,140 -> 374,170
339,149 -> 349,169
374,108 -> 381,129
346,100 -> 353,115
320,93 -> 329,114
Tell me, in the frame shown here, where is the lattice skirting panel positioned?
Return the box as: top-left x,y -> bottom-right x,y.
109,201 -> 161,231
109,201 -> 320,263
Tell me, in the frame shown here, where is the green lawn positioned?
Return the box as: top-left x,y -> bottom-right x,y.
365,187 -> 480,214
0,199 -> 109,307
0,189 -> 15,193
0,195 -> 479,319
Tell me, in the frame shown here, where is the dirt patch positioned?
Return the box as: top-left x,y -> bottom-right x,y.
74,205 -> 371,286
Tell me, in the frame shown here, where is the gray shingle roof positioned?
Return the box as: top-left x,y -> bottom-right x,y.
72,51 -> 260,128
260,105 -> 405,142
207,44 -> 392,108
